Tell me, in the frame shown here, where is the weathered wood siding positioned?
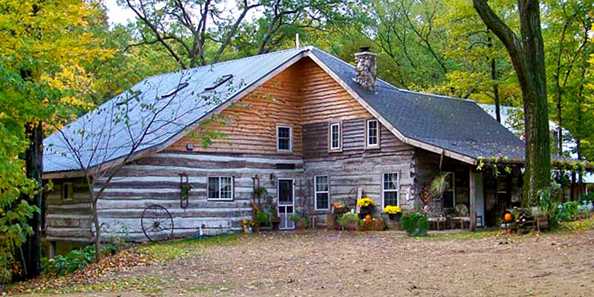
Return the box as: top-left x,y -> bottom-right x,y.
44,178 -> 93,242
95,152 -> 305,241
169,62 -> 303,155
299,58 -> 370,123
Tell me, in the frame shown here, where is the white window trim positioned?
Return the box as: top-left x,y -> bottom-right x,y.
443,172 -> 456,208
381,172 -> 399,209
366,119 -> 380,149
207,176 -> 234,201
314,175 -> 330,210
276,124 -> 293,152
328,122 -> 342,151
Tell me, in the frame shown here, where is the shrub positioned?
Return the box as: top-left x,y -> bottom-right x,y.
537,187 -> 561,228
42,244 -> 117,276
400,212 -> 429,236
558,201 -> 580,222
254,210 -> 270,227
337,212 -> 359,229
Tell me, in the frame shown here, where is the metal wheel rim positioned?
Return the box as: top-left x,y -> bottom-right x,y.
141,204 -> 174,242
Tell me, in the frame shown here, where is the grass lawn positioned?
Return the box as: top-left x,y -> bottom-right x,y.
8,217 -> 594,297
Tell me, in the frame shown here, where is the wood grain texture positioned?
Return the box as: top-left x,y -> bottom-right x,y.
168,57 -> 374,156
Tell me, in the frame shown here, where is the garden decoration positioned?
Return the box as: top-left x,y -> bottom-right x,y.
179,173 -> 191,209
356,196 -> 375,219
141,204 -> 174,241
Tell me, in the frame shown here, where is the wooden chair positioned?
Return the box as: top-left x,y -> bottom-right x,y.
451,204 -> 471,229
424,205 -> 446,230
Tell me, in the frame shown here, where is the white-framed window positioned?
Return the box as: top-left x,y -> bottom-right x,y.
276,125 -> 292,152
328,122 -> 341,151
62,183 -> 73,201
208,176 -> 234,200
442,172 -> 456,208
314,176 -> 330,210
382,173 -> 399,208
366,119 -> 380,148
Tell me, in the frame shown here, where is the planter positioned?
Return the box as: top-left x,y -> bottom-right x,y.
359,206 -> 375,219
326,214 -> 337,230
295,220 -> 308,230
345,222 -> 358,231
388,213 -> 402,221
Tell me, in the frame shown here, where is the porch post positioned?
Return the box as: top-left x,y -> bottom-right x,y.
469,168 -> 476,231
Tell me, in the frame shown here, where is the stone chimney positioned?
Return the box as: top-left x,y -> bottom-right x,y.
353,47 -> 377,91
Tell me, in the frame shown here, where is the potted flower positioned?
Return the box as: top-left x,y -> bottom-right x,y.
383,205 -> 402,221
356,196 -> 375,219
289,213 -> 309,230
337,211 -> 360,231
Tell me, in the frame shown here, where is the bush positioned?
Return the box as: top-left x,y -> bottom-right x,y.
400,212 -> 429,236
537,187 -> 561,228
254,210 -> 270,227
42,244 -> 117,276
558,201 -> 581,222
337,212 -> 359,229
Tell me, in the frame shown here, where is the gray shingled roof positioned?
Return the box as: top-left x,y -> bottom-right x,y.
44,46 -> 524,174
309,48 -> 525,161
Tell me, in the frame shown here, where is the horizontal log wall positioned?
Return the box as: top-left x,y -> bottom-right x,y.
95,152 -> 305,241
304,152 -> 416,222
45,178 -> 93,242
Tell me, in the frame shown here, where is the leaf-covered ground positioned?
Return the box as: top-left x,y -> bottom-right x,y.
9,224 -> 594,297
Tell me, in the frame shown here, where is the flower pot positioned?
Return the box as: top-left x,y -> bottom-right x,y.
359,206 -> 374,219
346,222 -> 358,231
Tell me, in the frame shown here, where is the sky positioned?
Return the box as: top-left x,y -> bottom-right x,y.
105,0 -> 135,25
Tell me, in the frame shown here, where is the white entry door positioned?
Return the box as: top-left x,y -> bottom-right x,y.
278,179 -> 295,230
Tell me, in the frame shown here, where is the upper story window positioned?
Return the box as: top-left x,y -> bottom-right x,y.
366,119 -> 380,148
208,176 -> 234,201
277,125 -> 292,152
329,122 -> 341,151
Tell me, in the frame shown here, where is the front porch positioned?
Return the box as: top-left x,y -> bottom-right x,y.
415,149 -> 523,230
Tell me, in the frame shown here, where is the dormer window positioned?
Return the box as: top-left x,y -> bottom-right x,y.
366,119 -> 380,148
277,125 -> 292,152
329,122 -> 341,151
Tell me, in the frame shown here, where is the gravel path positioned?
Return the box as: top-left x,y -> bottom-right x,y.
17,230 -> 594,296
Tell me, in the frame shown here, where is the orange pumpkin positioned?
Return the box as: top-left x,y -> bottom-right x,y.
503,212 -> 513,223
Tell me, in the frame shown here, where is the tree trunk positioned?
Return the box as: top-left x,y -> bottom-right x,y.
474,0 -> 551,207
491,58 -> 501,123
21,122 -> 43,278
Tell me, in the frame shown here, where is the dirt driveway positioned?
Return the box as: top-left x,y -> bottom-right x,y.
13,230 -> 594,297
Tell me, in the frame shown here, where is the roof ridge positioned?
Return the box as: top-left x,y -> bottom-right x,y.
310,47 -> 476,103
141,47 -> 306,82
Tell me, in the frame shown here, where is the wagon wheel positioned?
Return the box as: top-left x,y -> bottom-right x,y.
141,204 -> 174,242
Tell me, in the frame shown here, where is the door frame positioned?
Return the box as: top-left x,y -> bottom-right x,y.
277,178 -> 295,230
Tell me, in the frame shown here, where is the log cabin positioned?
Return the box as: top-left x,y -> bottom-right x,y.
42,46 -> 525,247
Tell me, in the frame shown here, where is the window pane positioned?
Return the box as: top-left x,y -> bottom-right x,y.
368,120 -> 378,145
220,177 -> 232,199
384,191 -> 398,207
315,176 -> 328,192
383,173 -> 397,190
331,124 -> 339,148
208,177 -> 219,199
316,193 -> 329,209
279,180 -> 293,203
278,127 -> 291,150
443,191 -> 454,208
